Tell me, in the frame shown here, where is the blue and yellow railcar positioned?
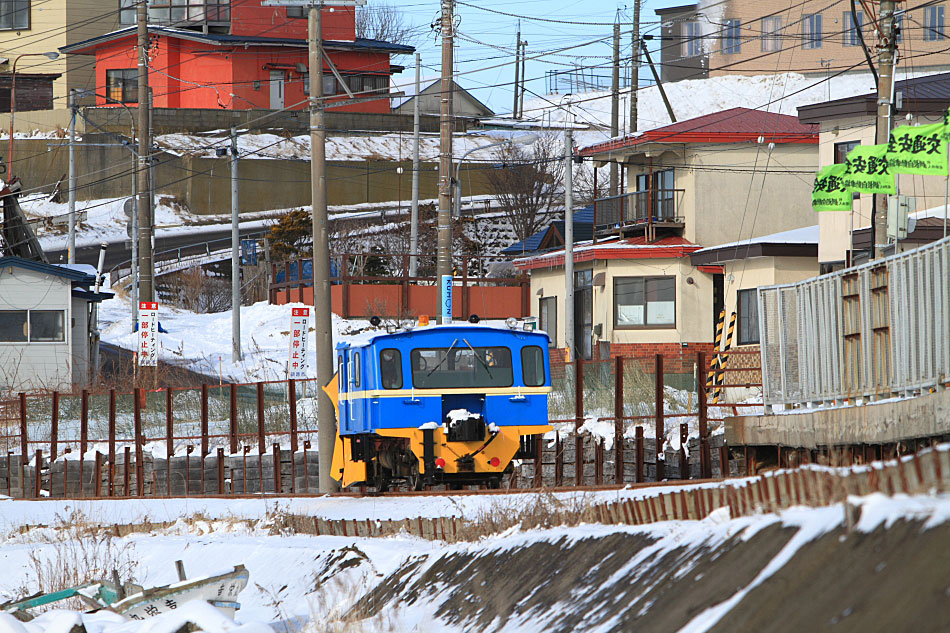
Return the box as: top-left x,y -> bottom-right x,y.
328,324 -> 552,490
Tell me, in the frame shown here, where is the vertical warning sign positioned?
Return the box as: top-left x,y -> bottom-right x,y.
138,301 -> 159,367
288,307 -> 310,379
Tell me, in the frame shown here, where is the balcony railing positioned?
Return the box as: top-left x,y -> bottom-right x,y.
593,189 -> 686,239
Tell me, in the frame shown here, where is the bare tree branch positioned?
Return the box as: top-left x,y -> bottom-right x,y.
355,2 -> 421,49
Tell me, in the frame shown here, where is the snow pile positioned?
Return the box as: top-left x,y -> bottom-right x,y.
0,602 -> 272,633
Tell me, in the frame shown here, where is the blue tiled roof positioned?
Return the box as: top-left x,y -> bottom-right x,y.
501,206 -> 594,256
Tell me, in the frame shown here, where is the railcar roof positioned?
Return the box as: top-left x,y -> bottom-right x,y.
336,323 -> 549,350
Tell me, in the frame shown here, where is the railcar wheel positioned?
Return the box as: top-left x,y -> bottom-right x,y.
487,477 -> 502,490
374,465 -> 391,493
407,468 -> 424,491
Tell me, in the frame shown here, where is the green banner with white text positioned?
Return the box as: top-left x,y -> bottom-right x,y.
812,163 -> 851,211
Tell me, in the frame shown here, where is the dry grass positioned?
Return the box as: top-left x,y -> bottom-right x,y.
450,491 -> 601,540
15,510 -> 139,610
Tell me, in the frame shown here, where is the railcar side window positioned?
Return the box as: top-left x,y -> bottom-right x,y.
353,352 -> 361,388
521,346 -> 545,387
410,345 -> 513,389
380,348 -> 402,389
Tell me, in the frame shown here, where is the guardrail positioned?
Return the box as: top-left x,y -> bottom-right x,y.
758,236 -> 950,412
109,232 -> 266,288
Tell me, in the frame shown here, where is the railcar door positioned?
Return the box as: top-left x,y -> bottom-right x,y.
337,353 -> 350,432
348,349 -> 365,432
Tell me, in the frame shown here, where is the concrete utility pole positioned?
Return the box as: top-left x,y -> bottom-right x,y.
67,89 -> 76,264
136,1 -> 153,301
563,125 -> 575,359
519,39 -> 527,119
309,4 -> 338,493
231,128 -> 242,363
435,0 -> 455,322
513,23 -> 521,119
409,52 -> 421,278
629,1 -> 640,133
610,22 -> 620,197
873,0 -> 898,260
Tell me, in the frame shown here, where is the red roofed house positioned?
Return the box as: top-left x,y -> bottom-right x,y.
60,2 -> 413,113
515,107 -> 819,370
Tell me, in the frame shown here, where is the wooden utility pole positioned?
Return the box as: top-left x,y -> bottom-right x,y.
513,23 -> 521,119
629,1 -> 640,133
309,4 -> 338,493
610,22 -> 620,197
409,52 -> 421,277
873,0 -> 898,259
136,1 -> 153,301
435,0 -> 455,322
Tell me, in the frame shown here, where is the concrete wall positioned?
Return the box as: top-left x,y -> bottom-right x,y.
0,266 -> 73,392
1,107 -> 464,136
11,137 -> 495,214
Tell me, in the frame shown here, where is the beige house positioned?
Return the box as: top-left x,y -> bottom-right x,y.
0,1 -> 120,111
514,107 -> 819,366
668,0 -> 950,79
391,78 -> 494,119
797,71 -> 950,268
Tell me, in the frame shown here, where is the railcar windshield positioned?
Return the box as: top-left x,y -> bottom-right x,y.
410,342 -> 513,389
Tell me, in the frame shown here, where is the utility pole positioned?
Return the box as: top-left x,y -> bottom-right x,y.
610,22 -> 620,197
435,0 -> 455,323
67,89 -> 76,264
409,52 -> 421,278
873,0 -> 898,260
513,23 -> 521,119
519,38 -> 527,118
231,128 -> 242,363
629,1 -> 640,133
563,125 -> 575,360
309,4 -> 338,493
136,1 -> 153,301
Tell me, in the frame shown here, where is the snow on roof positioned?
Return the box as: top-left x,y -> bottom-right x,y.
692,225 -> 819,254
515,236 -> 699,270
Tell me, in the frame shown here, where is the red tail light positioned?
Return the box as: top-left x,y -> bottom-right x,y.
488,457 -> 501,467
434,457 -> 446,469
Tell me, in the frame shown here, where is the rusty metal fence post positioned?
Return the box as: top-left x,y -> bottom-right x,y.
229,384 -> 238,455
108,389 -> 116,496
18,393 -> 26,464
200,384 -> 209,457
257,382 -> 266,455
134,388 -> 145,496
50,391 -> 59,461
697,351 -> 710,478
654,354 -> 664,482
635,425 -> 644,483
574,358 -> 584,486
80,389 -> 88,497
614,355 -> 624,483
289,379 -> 298,454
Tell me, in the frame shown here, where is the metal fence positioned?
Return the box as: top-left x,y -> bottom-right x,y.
759,237 -> 950,411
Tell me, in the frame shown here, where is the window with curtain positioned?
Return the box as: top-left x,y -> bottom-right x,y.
121,0 -> 230,25
760,16 -> 782,52
614,277 -> 676,328
539,296 -> 556,347
0,0 -> 29,30
737,289 -> 760,345
682,21 -> 702,57
106,69 -> 138,104
802,13 -> 822,49
844,11 -> 864,46
925,5 -> 945,41
722,19 -> 741,54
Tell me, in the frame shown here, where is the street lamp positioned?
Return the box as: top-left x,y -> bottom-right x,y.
8,51 -> 60,173
453,133 -> 539,219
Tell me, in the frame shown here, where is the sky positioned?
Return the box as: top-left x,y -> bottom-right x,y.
390,0 -> 683,115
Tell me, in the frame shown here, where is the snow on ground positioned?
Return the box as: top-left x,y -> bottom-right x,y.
2,491 -> 950,633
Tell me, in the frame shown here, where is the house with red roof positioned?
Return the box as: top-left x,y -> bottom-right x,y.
60,3 -> 412,113
514,107 -> 819,369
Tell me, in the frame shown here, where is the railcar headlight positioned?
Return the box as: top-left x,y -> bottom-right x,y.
505,317 -> 518,329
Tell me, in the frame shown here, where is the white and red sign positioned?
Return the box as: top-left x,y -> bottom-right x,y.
138,301 -> 159,367
288,307 -> 310,379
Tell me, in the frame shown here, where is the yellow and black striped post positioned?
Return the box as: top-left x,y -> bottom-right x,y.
712,312 -> 737,403
705,309 -> 726,390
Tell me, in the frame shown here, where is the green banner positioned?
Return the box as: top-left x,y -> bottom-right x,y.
812,163 -> 851,212
886,122 -> 949,175
842,144 -> 895,194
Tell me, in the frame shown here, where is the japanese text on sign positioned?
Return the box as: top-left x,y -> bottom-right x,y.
138,302 -> 159,367
288,307 -> 310,379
